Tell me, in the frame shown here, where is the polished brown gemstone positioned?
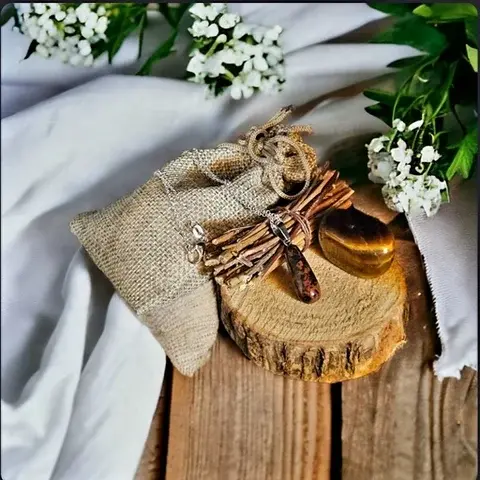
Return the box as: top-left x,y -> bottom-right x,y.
284,243 -> 321,303
318,206 -> 395,279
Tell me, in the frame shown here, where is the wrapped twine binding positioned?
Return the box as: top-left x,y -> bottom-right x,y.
70,107 -> 318,375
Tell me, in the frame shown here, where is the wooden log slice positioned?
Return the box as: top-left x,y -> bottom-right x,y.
219,244 -> 407,383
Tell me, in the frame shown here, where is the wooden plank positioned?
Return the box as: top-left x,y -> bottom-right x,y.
342,239 -> 478,480
166,330 -> 331,480
135,365 -> 172,480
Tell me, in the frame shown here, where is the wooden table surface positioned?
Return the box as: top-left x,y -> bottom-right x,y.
134,223 -> 477,480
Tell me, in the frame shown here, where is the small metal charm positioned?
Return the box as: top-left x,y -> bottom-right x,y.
269,219 -> 292,246
186,223 -> 206,265
192,224 -> 206,242
186,243 -> 204,265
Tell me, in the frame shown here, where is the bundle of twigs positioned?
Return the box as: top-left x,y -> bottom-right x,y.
204,166 -> 355,288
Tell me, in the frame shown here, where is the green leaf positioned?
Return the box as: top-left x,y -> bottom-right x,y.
371,15 -> 448,56
368,3 -> 418,17
137,29 -> 177,76
169,3 -> 192,26
106,6 -> 148,63
466,44 -> 478,71
137,12 -> 147,60
446,126 -> 478,179
158,3 -> 176,28
24,40 -> 38,60
426,61 -> 457,120
387,54 -> 428,69
413,3 -> 478,22
1,3 -> 16,27
465,19 -> 478,46
363,89 -> 397,106
364,102 -> 393,127
159,3 -> 192,28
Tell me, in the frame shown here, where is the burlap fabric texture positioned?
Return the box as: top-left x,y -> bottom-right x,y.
70,107 -> 318,375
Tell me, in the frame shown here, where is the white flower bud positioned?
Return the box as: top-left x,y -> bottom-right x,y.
55,10 -> 66,21
37,28 -> 47,44
33,3 -> 47,15
35,43 -> 49,57
218,13 -> 239,29
95,16 -> 108,34
76,4 -> 90,24
85,12 -> 98,29
37,13 -> 49,27
64,12 -> 77,25
69,54 -> 83,66
392,118 -> 406,132
407,119 -> 424,131
81,26 -> 94,39
253,55 -> 268,72
420,146 -> 441,163
84,54 -> 94,67
97,6 -> 106,16
233,23 -> 250,39
78,39 -> 92,56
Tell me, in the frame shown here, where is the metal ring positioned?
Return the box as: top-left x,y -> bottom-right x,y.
186,244 -> 204,265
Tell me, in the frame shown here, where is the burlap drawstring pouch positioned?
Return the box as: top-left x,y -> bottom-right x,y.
70,107 -> 318,375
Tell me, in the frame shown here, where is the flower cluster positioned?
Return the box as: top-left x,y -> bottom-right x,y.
186,3 -> 285,99
366,118 -> 447,217
14,3 -> 111,67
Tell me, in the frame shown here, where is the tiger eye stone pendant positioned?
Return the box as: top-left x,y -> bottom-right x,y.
270,220 -> 321,303
318,206 -> 395,279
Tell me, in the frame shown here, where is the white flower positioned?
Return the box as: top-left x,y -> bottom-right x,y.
408,119 -> 424,131
252,26 -> 267,43
367,151 -> 396,184
78,39 -> 92,56
75,4 -> 91,24
366,135 -> 389,154
95,16 -> 108,34
259,75 -> 282,95
420,145 -> 441,163
85,12 -> 99,30
382,173 -> 447,217
186,51 -> 207,77
84,54 -> 94,67
205,53 -> 226,77
265,45 -> 283,66
64,12 -> 77,25
33,3 -> 47,15
230,77 -> 254,100
252,55 -> 268,72
272,62 -> 285,80
47,4 -> 60,14
263,25 -> 282,46
189,3 -> 225,21
233,23 -> 251,39
220,47 -> 245,66
392,118 -> 406,132
55,10 -> 66,21
187,6 -> 285,100
69,53 -> 83,66
244,70 -> 262,88
35,43 -> 49,57
390,138 -> 413,166
81,26 -> 94,39
218,13 -> 240,29
189,20 -> 219,38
